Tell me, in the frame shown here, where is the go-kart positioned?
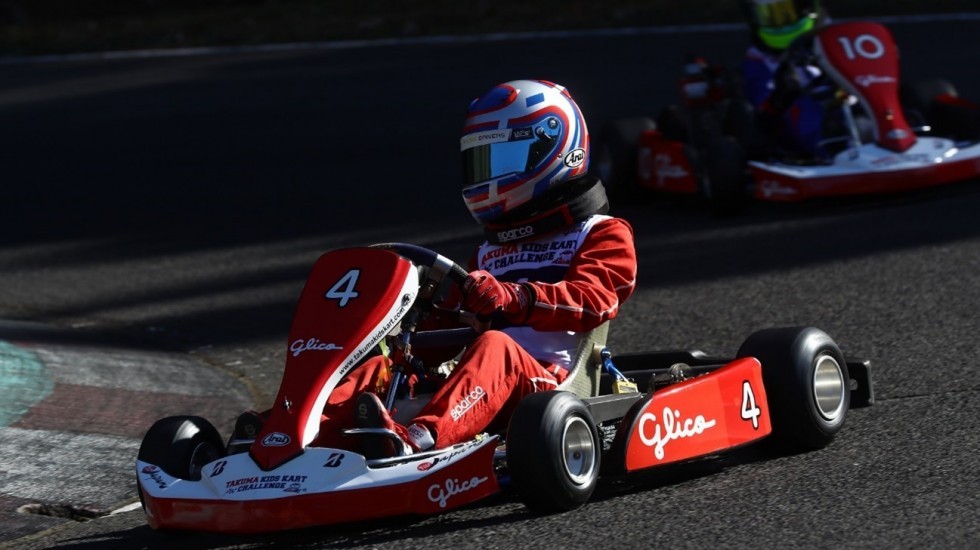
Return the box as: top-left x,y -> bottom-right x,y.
595,20 -> 980,212
136,243 -> 874,534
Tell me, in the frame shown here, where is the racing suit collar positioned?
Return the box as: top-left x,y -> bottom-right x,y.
482,176 -> 609,244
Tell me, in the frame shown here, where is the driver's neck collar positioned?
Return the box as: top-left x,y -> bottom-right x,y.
482,177 -> 609,244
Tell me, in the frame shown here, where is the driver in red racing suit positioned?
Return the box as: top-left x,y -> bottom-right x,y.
320,79 -> 636,457
230,80 -> 637,457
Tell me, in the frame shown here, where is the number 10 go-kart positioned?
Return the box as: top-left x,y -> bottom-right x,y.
596,21 -> 980,211
136,243 -> 874,534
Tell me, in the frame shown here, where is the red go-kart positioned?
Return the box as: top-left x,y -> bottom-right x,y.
595,21 -> 980,212
136,243 -> 874,533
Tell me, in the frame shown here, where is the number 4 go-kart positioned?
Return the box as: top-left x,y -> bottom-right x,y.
595,21 -> 980,213
136,243 -> 874,534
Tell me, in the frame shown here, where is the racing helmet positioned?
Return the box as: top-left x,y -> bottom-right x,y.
742,0 -> 821,50
461,79 -> 590,225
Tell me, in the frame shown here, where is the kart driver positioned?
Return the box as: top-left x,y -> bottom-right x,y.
740,0 -> 831,157
313,79 -> 638,457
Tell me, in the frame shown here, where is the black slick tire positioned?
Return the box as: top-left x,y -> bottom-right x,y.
506,391 -> 601,513
737,327 -> 850,452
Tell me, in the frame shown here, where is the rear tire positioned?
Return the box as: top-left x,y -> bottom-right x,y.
656,104 -> 689,142
723,99 -> 759,156
593,117 -> 657,198
704,136 -> 747,216
737,327 -> 850,452
900,78 -> 958,133
506,391 -> 600,513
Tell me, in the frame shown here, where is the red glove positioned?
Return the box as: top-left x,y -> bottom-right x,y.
462,270 -> 530,319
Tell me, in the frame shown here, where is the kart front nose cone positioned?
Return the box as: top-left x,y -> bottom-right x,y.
813,353 -> 846,421
562,416 -> 597,486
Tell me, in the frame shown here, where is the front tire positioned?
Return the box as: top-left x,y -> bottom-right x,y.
737,327 -> 850,452
137,415 -> 225,481
506,391 -> 601,513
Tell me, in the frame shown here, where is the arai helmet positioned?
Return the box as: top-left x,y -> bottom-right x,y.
461,80 -> 590,225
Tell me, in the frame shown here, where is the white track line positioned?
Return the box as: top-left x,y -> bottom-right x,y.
109,501 -> 143,515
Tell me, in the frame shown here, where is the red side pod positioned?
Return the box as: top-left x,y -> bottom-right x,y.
623,358 -> 772,472
252,248 -> 416,470
814,22 -> 915,152
636,130 -> 700,194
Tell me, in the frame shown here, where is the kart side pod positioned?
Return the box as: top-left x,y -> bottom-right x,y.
618,357 -> 772,472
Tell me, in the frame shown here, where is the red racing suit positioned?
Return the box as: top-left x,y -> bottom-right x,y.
313,214 -> 636,450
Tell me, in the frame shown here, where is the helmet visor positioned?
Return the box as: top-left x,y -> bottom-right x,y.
461,119 -> 561,187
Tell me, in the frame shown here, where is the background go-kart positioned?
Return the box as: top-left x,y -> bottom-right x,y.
1,2 -> 979,548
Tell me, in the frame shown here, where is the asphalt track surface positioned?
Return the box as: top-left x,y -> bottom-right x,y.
1,16 -> 979,550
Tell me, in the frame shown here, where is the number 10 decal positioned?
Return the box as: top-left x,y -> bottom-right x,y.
741,380 -> 761,430
325,269 -> 360,307
836,34 -> 885,61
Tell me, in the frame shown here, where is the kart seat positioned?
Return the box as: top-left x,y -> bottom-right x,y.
556,321 -> 609,398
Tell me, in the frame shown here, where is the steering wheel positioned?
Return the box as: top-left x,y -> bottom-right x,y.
370,242 -> 468,286
369,243 -> 479,348
779,33 -> 838,101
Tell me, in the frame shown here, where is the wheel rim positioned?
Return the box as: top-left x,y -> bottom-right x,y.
188,442 -> 220,480
812,353 -> 846,421
562,416 -> 597,486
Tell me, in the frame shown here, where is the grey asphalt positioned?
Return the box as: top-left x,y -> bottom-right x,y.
1,16 -> 979,549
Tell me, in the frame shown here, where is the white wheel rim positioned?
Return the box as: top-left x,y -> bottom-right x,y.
562,416 -> 597,486
813,353 -> 846,422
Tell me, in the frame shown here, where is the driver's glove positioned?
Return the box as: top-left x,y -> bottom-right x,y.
462,270 -> 530,320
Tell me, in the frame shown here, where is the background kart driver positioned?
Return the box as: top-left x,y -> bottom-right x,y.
306,79 -> 638,457
740,0 -> 836,158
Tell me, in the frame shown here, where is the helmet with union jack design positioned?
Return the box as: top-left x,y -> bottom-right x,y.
461,80 -> 590,226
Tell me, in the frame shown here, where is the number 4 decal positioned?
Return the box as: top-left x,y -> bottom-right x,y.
325,269 -> 360,307
741,380 -> 761,430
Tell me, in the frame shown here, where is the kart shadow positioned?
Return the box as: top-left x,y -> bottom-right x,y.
81,493 -> 528,549
79,458 -> 760,549
590,442 -> 799,505
56,444 -> 829,549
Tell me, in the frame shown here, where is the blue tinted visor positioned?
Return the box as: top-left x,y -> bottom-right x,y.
461,119 -> 561,186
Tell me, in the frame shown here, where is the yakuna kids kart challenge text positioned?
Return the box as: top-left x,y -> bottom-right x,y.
136,243 -> 874,533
